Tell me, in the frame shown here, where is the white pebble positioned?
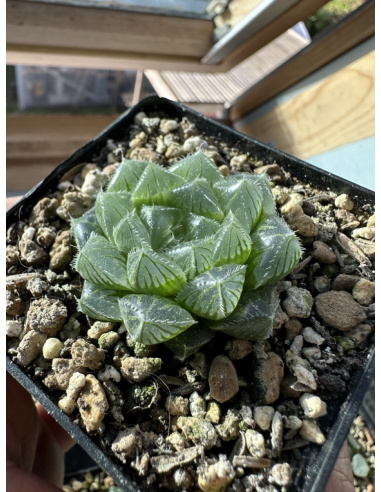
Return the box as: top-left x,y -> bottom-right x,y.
22,227 -> 36,241
253,406 -> 275,431
335,194 -> 354,211
6,319 -> 23,337
58,372 -> 86,414
97,364 -> 121,383
302,327 -> 325,346
290,335 -> 303,355
300,419 -> 326,444
293,364 -> 317,390
43,338 -> 64,359
300,393 -> 327,419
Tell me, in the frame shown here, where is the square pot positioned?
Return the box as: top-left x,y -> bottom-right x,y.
6,96 -> 375,492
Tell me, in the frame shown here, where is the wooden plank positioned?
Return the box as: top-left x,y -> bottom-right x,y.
6,114 -> 118,192
216,0 -> 328,70
229,0 -> 375,120
7,0 -> 214,57
235,51 -> 375,159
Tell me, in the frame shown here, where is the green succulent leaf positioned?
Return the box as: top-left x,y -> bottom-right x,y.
212,211 -> 252,267
95,191 -> 134,241
166,238 -> 214,281
214,177 -> 263,233
164,323 -> 215,361
171,178 -> 224,222
231,173 -> 276,215
107,159 -> 149,192
75,234 -> 131,290
169,150 -> 224,186
245,214 -> 302,290
113,209 -> 151,254
206,285 -> 279,340
132,162 -> 185,207
78,280 -> 123,322
140,205 -> 182,250
119,294 -> 197,345
71,207 -> 102,250
177,264 -> 247,320
185,213 -> 220,241
127,246 -> 187,296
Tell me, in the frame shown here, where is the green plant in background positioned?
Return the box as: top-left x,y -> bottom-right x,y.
73,150 -> 302,358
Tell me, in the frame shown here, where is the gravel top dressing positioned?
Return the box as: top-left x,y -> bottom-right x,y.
6,100 -> 375,492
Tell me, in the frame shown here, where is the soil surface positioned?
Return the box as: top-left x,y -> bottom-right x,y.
6,110 -> 375,492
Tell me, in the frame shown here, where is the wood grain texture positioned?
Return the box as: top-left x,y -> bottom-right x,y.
235,51 -> 375,159
7,114 -> 118,192
219,0 -> 329,71
229,0 -> 375,119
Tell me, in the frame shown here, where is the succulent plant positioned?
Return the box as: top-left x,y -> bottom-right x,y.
73,150 -> 302,357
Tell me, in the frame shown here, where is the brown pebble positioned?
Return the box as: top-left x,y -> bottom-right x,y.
313,241 -> 337,264
16,330 -> 47,366
77,375 -> 109,432
208,355 -> 239,403
49,230 -> 73,272
332,274 -> 361,291
26,298 -> 67,336
315,291 -> 367,331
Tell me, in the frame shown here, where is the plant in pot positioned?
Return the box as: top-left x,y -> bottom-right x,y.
6,97 -> 375,492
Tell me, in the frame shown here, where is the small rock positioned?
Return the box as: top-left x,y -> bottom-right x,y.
129,131 -> 147,149
252,352 -> 284,404
35,226 -> 56,248
313,276 -> 331,293
218,165 -> 230,177
352,279 -> 375,306
335,194 -> 354,211
26,277 -> 48,297
57,191 -> 93,220
130,148 -> 157,162
173,468 -> 192,490
285,318 -> 303,340
19,238 -> 49,267
29,197 -> 59,227
77,375 -> 109,432
156,135 -> 166,154
16,330 -> 47,366
300,393 -> 327,418
177,417 -> 218,449
313,241 -> 336,264
165,142 -> 184,159
6,289 -> 25,316
226,339 -> 252,360
183,136 -> 207,153
345,323 -> 372,346
354,238 -> 375,260
216,409 -> 241,441
81,169 -> 108,197
253,406 -> 274,431
48,358 -> 83,390
71,339 -> 105,370
152,446 -> 202,474
332,274 -> 361,291
282,287 -> 313,318
351,227 -> 375,240
255,163 -> 285,183
272,188 -> 289,206
293,364 -> 317,390
208,355 -> 239,403
290,335 -> 303,355
245,429 -> 265,458
189,392 -> 206,418
230,154 -> 248,172
302,327 -> 325,346
141,117 -> 160,134
299,420 -> 326,444
198,459 -> 235,492
315,291 -> 367,331
43,338 -> 64,359
269,463 -> 293,487
302,347 -> 321,361
87,321 -> 115,339
205,401 -> 222,424
97,364 -> 121,383
58,372 -> 86,414
351,453 -> 370,478
6,245 -> 19,271
120,357 -> 162,383
111,428 -> 138,459
49,230 -> 73,272
165,395 -> 189,416
6,319 -> 23,338
271,411 -> 283,457
26,298 -> 67,336
289,215 -> 319,237
160,119 -> 179,134
167,432 -> 187,452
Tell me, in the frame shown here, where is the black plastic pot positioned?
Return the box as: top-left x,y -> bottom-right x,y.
6,96 -> 375,492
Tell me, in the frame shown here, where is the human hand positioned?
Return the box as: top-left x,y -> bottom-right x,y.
7,372 -> 75,492
324,442 -> 355,492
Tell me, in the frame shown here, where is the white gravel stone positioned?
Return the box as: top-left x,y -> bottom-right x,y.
253,406 -> 275,431
269,463 -> 293,486
43,338 -> 64,359
245,430 -> 266,458
6,319 -> 23,337
299,419 -> 326,444
58,372 -> 86,414
300,393 -> 327,419
293,364 -> 317,390
302,327 -> 325,346
335,194 -> 354,211
282,287 -> 313,318
290,335 -> 303,355
97,364 -> 121,383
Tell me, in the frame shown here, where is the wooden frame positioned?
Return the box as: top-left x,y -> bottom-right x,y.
229,0 -> 375,120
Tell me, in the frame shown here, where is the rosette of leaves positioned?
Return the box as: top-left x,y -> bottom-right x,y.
73,150 -> 302,358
